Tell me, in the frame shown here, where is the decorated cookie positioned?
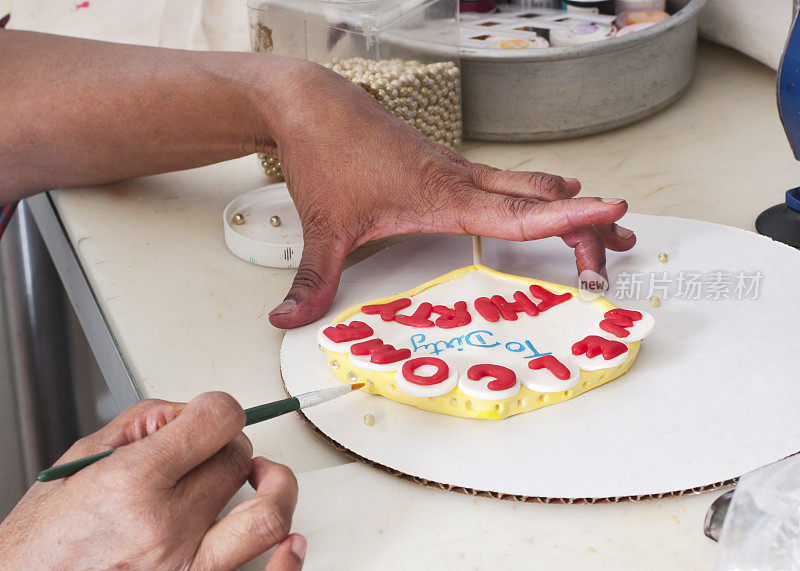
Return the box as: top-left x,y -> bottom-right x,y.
318,266 -> 654,420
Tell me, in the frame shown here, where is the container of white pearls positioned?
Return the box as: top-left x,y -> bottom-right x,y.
248,0 -> 462,179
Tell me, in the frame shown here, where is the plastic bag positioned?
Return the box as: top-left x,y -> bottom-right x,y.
717,454 -> 800,570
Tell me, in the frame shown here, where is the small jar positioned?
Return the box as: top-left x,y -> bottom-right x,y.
562,0 -> 615,15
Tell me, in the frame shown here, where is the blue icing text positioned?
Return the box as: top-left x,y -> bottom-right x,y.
410,329 -> 552,359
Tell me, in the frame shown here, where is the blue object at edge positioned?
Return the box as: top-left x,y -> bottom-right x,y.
786,187 -> 800,212
778,7 -> 800,160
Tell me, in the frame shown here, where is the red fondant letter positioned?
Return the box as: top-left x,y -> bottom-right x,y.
529,355 -> 571,381
599,308 -> 643,338
361,298 -> 412,321
571,335 -> 628,360
351,338 -> 411,364
529,285 -> 572,312
395,302 -> 435,328
467,364 -> 517,391
606,308 -> 642,321
599,320 -> 629,338
323,321 -> 374,343
432,301 -> 472,329
474,297 -> 500,322
474,291 -> 538,322
402,357 -> 450,385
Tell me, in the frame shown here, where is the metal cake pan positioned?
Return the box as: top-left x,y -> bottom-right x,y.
460,0 -> 708,141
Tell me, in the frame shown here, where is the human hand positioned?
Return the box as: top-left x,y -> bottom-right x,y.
263,62 -> 635,329
0,393 -> 303,570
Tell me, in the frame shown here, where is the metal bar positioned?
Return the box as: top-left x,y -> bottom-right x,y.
0,203 -> 81,479
25,193 -> 141,411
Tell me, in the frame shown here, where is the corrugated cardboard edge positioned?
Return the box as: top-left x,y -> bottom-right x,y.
282,377 -> 736,503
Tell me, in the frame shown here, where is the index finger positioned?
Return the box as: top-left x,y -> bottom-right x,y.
562,225 -> 607,278
53,398 -> 182,465
110,391 -> 246,485
471,166 -> 582,201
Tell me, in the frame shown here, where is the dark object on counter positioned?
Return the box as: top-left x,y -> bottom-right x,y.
460,0 -> 497,12
756,192 -> 800,248
561,0 -> 615,14
704,490 -> 734,542
756,3 -> 800,247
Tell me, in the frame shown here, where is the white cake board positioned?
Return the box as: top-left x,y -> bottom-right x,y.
281,213 -> 800,501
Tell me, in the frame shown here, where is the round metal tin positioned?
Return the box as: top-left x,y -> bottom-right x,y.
460,0 -> 707,140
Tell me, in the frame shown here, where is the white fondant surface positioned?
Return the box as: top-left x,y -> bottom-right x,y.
282,217 -> 800,499
522,354 -> 581,393
330,269 -> 620,397
349,352 -> 405,372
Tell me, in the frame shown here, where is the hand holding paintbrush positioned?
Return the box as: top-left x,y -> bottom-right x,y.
2,389 -> 365,568
38,383 -> 364,482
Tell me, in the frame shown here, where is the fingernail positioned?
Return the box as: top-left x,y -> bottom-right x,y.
564,177 -> 580,185
291,534 -> 307,562
615,225 -> 634,239
600,198 -> 626,205
269,299 -> 297,317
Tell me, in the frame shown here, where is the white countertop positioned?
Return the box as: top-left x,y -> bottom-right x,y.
49,41 -> 797,567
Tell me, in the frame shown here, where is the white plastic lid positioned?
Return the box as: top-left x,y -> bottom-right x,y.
223,183 -> 304,268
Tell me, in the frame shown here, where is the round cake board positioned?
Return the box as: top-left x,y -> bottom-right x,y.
281,214 -> 800,501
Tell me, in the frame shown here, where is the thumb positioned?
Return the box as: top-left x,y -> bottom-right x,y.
269,229 -> 347,329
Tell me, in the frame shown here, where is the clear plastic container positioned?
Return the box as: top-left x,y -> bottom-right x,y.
248,0 -> 462,178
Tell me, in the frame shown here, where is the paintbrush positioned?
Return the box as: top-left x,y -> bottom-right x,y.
36,384 -> 364,483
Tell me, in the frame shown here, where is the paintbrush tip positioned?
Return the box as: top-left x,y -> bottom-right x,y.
350,382 -> 365,390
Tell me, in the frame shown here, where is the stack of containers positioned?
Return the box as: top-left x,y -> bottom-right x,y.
248,0 -> 462,178
462,0 -> 669,50
461,8 -> 617,49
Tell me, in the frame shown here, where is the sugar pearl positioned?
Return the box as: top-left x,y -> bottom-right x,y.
658,252 -> 669,263
363,414 -> 375,426
649,296 -> 661,308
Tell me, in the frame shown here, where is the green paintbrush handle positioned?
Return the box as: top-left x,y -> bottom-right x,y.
245,397 -> 300,425
37,449 -> 115,482
36,397 -> 302,483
